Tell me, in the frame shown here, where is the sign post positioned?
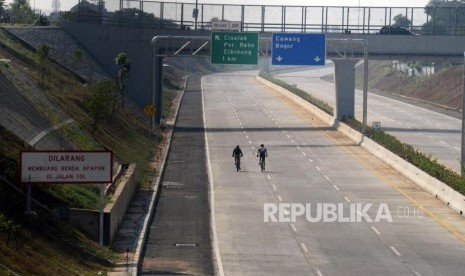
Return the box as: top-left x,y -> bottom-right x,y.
143,103 -> 156,140
272,33 -> 326,66
211,31 -> 258,65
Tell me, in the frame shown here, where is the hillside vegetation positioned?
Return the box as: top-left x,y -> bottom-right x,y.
356,60 -> 462,111
0,27 -> 186,274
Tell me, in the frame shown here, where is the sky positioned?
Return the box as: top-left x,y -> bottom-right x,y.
8,0 -> 432,14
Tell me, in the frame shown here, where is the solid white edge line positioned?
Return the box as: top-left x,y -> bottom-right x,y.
300,242 -> 309,253
202,78 -> 225,276
390,246 -> 402,257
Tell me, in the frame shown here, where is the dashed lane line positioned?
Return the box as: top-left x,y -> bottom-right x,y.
371,226 -> 381,236
390,246 -> 402,257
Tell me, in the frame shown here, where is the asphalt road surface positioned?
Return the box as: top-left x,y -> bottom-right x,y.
140,75 -> 213,275
203,71 -> 465,276
274,66 -> 462,173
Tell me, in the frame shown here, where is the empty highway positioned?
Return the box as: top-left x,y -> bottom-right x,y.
274,66 -> 462,173
203,71 -> 465,275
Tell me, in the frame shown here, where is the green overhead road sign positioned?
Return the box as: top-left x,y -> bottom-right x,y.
211,32 -> 258,65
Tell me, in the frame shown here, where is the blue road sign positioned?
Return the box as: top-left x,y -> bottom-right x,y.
272,33 -> 326,66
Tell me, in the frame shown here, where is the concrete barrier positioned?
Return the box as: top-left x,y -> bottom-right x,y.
257,76 -> 465,217
69,163 -> 138,245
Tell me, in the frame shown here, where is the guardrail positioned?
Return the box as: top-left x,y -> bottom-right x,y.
69,0 -> 465,35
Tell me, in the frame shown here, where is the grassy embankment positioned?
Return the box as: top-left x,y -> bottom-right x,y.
0,26 -> 184,274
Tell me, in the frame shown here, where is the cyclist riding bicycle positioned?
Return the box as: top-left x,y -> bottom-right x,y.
256,144 -> 268,167
232,145 -> 243,170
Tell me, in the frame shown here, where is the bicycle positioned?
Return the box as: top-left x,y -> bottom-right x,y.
259,156 -> 266,172
234,156 -> 241,172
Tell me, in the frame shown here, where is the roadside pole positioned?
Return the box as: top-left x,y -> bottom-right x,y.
100,183 -> 104,247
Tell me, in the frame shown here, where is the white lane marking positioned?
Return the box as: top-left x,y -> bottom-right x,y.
316,269 -> 324,276
344,197 -> 351,203
300,242 -> 309,253
333,185 -> 340,191
277,195 -> 283,202
245,135 -> 249,139
324,175 -> 330,181
308,159 -> 313,163
440,140 -> 447,145
282,130 -> 286,133
248,140 -> 252,144
427,135 -> 433,139
302,152 -> 307,156
290,224 -> 297,232
455,147 -> 460,151
371,226 -> 381,236
316,166 -> 321,171
274,121 -> 278,125
243,131 -> 246,134
296,146 -> 301,150
252,146 -> 255,150
287,135 -> 291,138
202,84 -> 225,276
390,246 -> 402,257
272,184 -> 277,191
267,174 -> 271,180
238,121 -> 242,125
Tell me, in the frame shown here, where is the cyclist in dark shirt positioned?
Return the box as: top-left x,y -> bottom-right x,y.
232,145 -> 243,170
256,144 -> 268,164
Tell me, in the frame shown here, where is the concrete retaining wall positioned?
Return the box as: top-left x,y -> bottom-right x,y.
257,76 -> 465,217
69,163 -> 138,245
61,22 -> 209,107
